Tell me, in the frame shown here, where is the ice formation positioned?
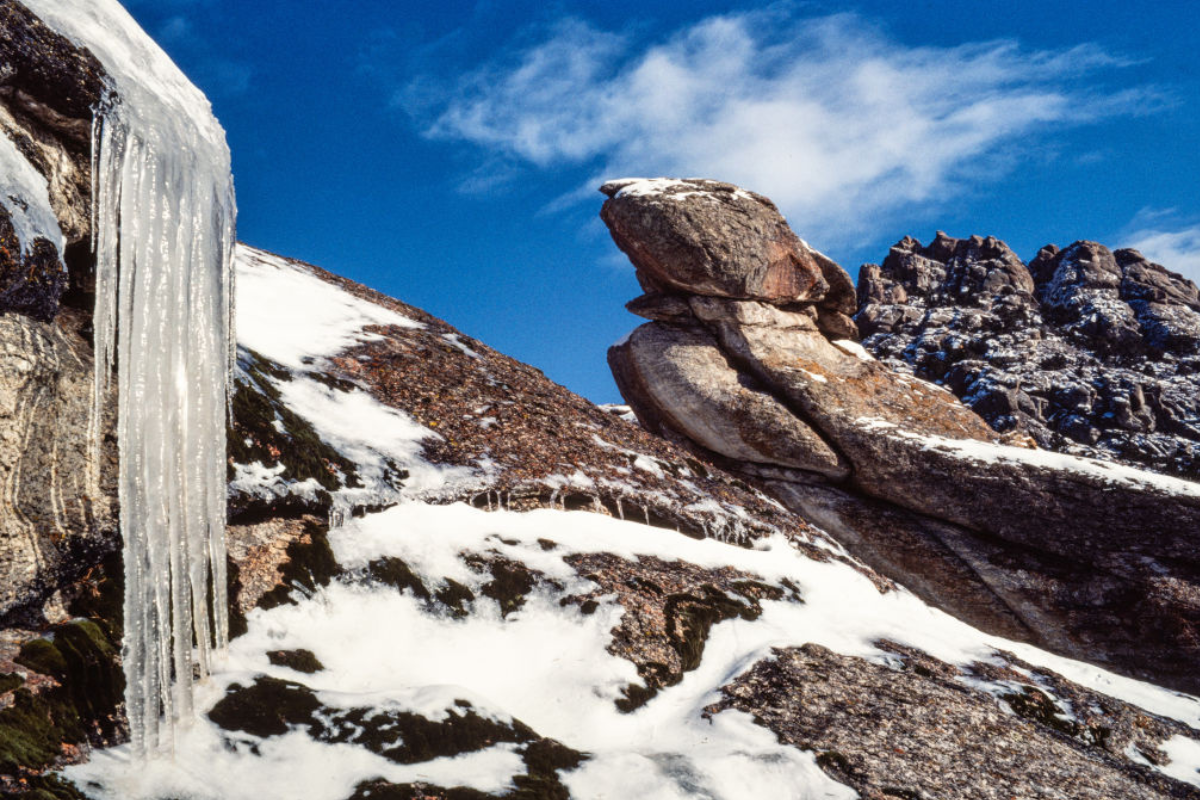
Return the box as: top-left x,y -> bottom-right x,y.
23,0 -> 237,756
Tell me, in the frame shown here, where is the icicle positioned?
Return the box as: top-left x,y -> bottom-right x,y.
87,100 -> 236,757
616,497 -> 624,521
23,0 -> 238,760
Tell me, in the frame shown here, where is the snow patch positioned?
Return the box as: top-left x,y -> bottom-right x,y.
832,339 -> 874,361
236,245 -> 421,370
0,130 -> 64,254
1159,735 -> 1200,788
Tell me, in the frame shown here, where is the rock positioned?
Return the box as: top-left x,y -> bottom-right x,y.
608,321 -> 850,479
599,178 -> 848,304
0,308 -> 116,618
0,0 -> 109,311
856,233 -> 1200,480
625,292 -> 692,321
707,643 -> 1200,800
602,182 -> 1200,694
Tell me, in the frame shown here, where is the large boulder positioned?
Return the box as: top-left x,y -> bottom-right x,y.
599,178 -> 854,315
609,320 -> 849,479
603,179 -> 1200,693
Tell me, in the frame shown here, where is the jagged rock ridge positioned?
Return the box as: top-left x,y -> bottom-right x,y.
856,232 -> 1200,480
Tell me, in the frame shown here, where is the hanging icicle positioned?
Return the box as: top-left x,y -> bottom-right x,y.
24,0 -> 237,759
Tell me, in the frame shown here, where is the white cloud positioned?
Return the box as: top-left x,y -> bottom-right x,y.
415,9 -> 1161,246
1121,209 -> 1200,284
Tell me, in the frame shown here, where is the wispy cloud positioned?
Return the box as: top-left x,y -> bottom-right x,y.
1121,209 -> 1200,284
405,8 -> 1163,245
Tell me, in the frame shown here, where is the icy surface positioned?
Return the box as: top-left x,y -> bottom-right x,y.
64,503 -> 1200,798
0,128 -> 64,254
236,245 -> 421,370
25,0 -> 237,757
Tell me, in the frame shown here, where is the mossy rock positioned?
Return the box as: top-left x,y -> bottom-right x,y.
228,348 -> 362,494
465,557 -> 536,618
665,585 -> 750,673
208,677 -> 322,737
344,735 -> 585,800
435,579 -> 476,618
1000,685 -> 1111,745
211,676 -> 586,799
366,557 -> 430,600
14,774 -> 89,800
1,620 -> 122,775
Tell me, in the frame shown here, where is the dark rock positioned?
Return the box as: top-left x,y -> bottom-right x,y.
0,0 -> 110,310
266,649 -> 324,673
856,233 -> 1200,480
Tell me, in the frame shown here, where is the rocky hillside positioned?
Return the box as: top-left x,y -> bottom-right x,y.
856,233 -> 1200,480
52,243 -> 1200,800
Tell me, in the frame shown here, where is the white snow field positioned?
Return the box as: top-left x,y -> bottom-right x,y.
62,500 -> 1200,799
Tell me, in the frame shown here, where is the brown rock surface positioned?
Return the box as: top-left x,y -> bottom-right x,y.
599,178 -> 839,304
707,643 -> 1200,800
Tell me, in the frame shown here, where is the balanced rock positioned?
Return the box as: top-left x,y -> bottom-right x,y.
600,178 -> 854,315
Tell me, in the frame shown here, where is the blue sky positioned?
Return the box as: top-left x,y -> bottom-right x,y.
124,0 -> 1200,403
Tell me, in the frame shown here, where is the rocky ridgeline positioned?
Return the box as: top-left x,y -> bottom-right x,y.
857,233 -> 1200,480
603,178 -> 1200,695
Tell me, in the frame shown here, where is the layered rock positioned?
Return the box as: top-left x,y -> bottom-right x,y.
857,232 -> 1200,480
603,178 -> 1200,694
0,0 -> 117,624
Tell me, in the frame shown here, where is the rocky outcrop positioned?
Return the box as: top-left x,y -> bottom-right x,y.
599,178 -> 857,334
709,642 -> 1200,800
603,178 -> 1200,694
857,232 -> 1200,480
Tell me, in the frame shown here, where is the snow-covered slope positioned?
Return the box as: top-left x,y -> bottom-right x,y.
60,245 -> 1200,800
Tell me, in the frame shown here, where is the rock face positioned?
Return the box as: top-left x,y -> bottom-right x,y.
857,232 -> 1200,480
0,0 -> 119,625
0,308 -> 116,617
603,178 -> 1200,695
